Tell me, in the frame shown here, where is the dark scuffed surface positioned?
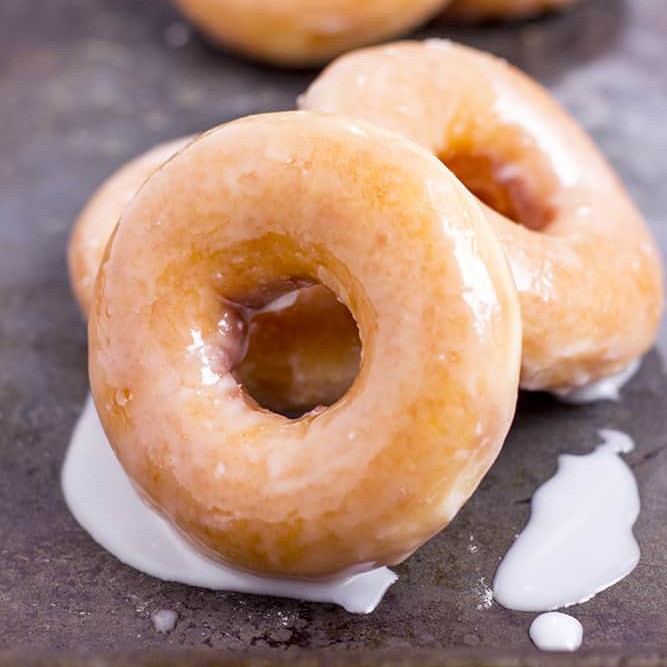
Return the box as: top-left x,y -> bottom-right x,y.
1,0 -> 667,661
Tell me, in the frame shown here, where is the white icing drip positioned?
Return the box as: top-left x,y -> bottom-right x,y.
553,360 -> 640,404
62,396 -> 397,614
493,429 -> 640,612
257,290 -> 300,313
529,612 -> 583,652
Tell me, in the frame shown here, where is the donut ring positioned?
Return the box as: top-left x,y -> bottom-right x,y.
68,138 -> 359,414
442,0 -> 578,22
89,111 -> 521,577
301,41 -> 664,392
169,0 -> 450,66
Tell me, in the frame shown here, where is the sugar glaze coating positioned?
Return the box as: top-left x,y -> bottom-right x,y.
68,137 -> 192,316
301,41 -> 664,392
68,137 -> 358,414
89,111 -> 521,577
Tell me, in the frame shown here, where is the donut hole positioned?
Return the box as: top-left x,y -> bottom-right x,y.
232,285 -> 361,418
441,152 -> 555,231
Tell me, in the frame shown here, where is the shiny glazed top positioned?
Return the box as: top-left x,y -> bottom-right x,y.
68,137 -> 193,316
67,134 -> 360,414
301,40 -> 664,391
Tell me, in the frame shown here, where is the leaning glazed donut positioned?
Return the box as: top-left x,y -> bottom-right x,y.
68,137 -> 359,414
442,0 -> 578,22
89,111 -> 521,577
169,0 -> 450,66
301,41 -> 664,393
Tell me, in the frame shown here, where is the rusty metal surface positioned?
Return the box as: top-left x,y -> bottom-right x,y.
1,0 -> 667,661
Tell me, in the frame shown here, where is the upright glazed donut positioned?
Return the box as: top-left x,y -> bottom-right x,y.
89,112 -> 521,577
68,137 -> 358,414
442,0 -> 578,22
169,0 -> 450,66
301,41 -> 664,393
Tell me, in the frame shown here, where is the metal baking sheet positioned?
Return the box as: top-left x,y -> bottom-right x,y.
2,0 -> 667,660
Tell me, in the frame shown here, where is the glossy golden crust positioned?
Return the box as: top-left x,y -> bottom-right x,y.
442,0 -> 578,21
68,139 -> 359,413
68,137 -> 193,316
169,0 -> 449,66
301,41 -> 664,392
89,112 -> 521,577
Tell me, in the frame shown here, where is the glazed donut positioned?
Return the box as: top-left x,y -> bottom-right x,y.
169,0 -> 450,67
300,41 -> 664,393
68,137 -> 359,414
89,111 -> 521,577
442,0 -> 578,22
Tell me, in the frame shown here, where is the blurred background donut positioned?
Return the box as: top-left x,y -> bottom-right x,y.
168,0 -> 451,66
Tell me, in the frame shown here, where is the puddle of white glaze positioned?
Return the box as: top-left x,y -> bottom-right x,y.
62,395 -> 397,614
493,429 -> 640,612
529,612 -> 583,651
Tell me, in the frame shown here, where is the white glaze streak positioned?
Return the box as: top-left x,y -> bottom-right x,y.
493,429 -> 640,612
62,396 -> 397,614
553,359 -> 640,404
